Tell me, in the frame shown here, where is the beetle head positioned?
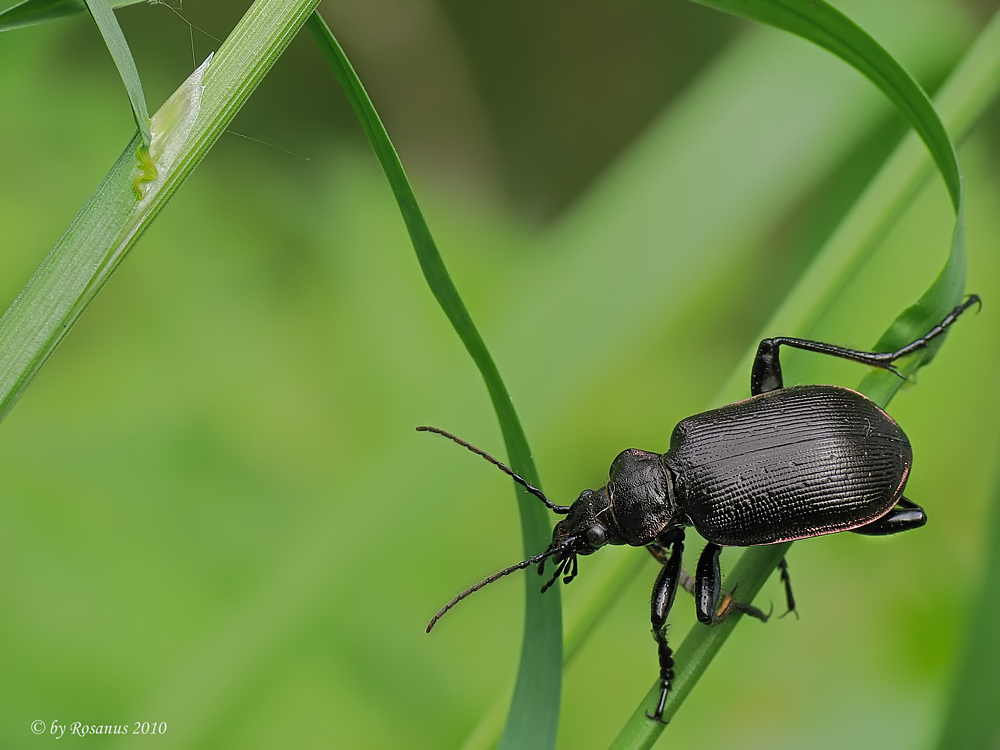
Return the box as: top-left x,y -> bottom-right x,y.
537,485 -> 620,593
547,448 -> 676,567
552,488 -> 613,551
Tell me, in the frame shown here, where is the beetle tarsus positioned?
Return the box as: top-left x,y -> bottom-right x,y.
645,683 -> 671,724
726,595 -> 771,623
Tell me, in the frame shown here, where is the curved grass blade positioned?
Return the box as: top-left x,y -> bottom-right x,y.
0,0 -> 321,424
692,0 -> 960,210
83,0 -> 151,149
607,2 -> 1000,746
0,0 -> 142,32
687,3 -> 966,406
305,12 -> 561,750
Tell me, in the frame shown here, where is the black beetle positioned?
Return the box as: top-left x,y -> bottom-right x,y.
421,296 -> 978,722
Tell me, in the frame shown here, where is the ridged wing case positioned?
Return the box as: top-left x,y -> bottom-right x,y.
665,385 -> 911,546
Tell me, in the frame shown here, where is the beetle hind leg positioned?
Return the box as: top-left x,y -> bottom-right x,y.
851,497 -> 927,536
749,296 -> 979,396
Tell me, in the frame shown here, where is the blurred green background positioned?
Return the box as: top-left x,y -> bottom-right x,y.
1,0 -> 999,747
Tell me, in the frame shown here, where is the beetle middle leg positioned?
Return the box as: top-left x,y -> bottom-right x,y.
686,543 -> 771,625
851,497 -> 926,536
750,296 -> 980,396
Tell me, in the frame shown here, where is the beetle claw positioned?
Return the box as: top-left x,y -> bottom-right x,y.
886,364 -> 906,380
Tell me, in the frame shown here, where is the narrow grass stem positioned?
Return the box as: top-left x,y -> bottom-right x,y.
0,0 -> 320,423
305,12 -> 561,748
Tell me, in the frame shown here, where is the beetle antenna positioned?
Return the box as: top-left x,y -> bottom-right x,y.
416,426 -> 571,514
426,549 -> 555,633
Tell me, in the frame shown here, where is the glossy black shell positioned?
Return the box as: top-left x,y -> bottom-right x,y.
664,385 -> 911,546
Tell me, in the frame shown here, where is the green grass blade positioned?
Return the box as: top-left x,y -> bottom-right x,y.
305,12 -> 561,750
540,13 -> 968,728
476,19 -> 963,737
607,3 -> 1000,747
0,0 -> 141,32
686,1 -> 968,408
0,0 -> 320,423
692,0 -> 961,211
82,0 -> 151,149
935,451 -> 1000,749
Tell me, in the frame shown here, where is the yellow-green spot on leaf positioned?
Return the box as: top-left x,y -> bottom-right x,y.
132,52 -> 212,204
133,144 -> 158,198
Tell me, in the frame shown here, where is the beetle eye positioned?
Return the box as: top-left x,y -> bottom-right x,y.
584,525 -> 607,549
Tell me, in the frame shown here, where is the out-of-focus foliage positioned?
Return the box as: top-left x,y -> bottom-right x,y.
936,455 -> 1000,749
0,0 -> 142,34
0,1 -> 998,749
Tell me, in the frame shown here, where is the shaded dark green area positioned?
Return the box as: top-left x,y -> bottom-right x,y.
0,0 -> 142,33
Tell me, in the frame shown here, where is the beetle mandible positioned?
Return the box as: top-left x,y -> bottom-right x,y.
421,296 -> 978,722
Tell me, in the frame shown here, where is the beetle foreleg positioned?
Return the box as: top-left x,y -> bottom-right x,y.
649,543 -> 696,600
647,548 -> 701,602
851,497 -> 926,536
647,542 -> 693,594
646,532 -> 684,723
